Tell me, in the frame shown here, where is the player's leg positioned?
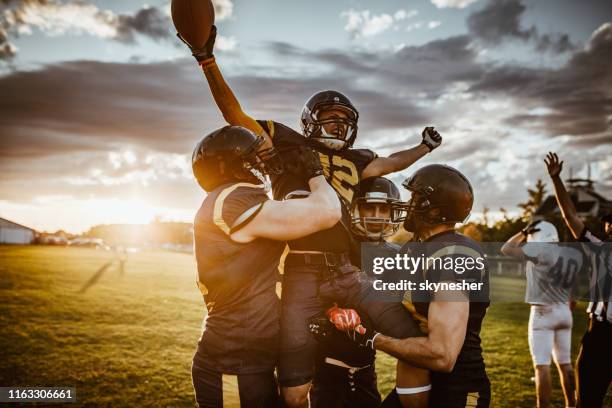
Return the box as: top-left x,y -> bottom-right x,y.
575,319 -> 612,408
310,363 -> 346,408
279,266 -> 325,408
349,365 -> 382,408
552,304 -> 575,408
529,305 -> 554,408
237,370 -> 279,408
362,300 -> 429,408
191,350 -> 223,408
282,383 -> 311,408
396,361 -> 430,408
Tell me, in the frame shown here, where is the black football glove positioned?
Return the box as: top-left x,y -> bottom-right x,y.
345,321 -> 380,350
177,25 -> 217,63
421,127 -> 442,152
522,220 -> 542,237
308,316 -> 333,342
277,145 -> 324,183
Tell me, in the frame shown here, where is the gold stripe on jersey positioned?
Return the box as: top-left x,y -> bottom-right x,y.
213,183 -> 265,235
266,120 -> 275,139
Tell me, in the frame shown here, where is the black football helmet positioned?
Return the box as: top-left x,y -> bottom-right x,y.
300,90 -> 358,150
192,126 -> 282,192
402,165 -> 473,232
351,177 -> 405,241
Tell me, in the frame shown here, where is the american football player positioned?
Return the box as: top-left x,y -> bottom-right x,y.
190,125 -> 342,408
309,177 -> 409,408
183,27 -> 437,408
545,152 -> 611,408
340,165 -> 492,408
502,220 -> 579,408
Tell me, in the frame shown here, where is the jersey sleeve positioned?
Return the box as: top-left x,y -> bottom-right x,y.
522,243 -> 553,265
213,184 -> 269,235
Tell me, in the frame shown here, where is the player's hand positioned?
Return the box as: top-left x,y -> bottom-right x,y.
421,127 -> 442,152
277,145 -> 323,183
544,152 -> 563,178
344,321 -> 380,350
522,220 -> 542,237
308,316 -> 332,341
325,304 -> 362,331
178,25 -> 217,63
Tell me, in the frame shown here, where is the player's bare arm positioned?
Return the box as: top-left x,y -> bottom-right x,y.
231,175 -> 341,243
362,127 -> 442,178
180,24 -> 273,148
544,152 -> 584,238
374,297 -> 469,372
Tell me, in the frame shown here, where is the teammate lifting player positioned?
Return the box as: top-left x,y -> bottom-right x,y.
191,125 -> 341,407
182,26 -> 442,408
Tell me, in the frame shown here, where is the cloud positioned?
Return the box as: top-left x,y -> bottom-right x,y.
467,0 -> 576,53
340,8 -> 417,38
428,21 -> 442,29
430,0 -> 480,9
0,18 -> 610,222
212,0 -> 234,21
0,0 -> 173,60
470,22 -> 612,140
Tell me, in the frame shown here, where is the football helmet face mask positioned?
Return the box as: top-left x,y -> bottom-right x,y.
401,165 -> 474,234
192,126 -> 282,192
351,177 -> 405,241
300,90 -> 359,151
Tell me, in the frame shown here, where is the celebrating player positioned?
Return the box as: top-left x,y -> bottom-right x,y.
190,125 -> 341,407
545,152 -> 611,408
502,220 -> 579,408
182,26 -> 439,408
340,165 -> 492,408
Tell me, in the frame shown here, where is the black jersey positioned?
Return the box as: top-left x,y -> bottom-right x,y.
401,231 -> 490,391
193,182 -> 285,374
259,120 -> 376,253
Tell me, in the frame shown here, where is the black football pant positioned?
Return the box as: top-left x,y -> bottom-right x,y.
310,362 -> 380,408
279,265 -> 423,387
191,351 -> 279,408
576,318 -> 612,408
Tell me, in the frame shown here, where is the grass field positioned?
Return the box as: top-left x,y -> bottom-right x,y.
1,246 -> 610,407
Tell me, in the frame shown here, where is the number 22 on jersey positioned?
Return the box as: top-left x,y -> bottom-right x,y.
318,153 -> 359,204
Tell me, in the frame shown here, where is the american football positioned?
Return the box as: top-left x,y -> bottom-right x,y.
171,0 -> 215,49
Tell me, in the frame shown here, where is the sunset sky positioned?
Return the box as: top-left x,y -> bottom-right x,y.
1,0 -> 611,233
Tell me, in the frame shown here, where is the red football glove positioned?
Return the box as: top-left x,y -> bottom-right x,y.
325,303 -> 363,332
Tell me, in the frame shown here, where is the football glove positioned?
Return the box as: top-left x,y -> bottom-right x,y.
522,220 -> 542,237
277,145 -> 324,183
326,304 -> 362,332
421,127 -> 442,152
308,316 -> 332,342
345,321 -> 380,350
178,25 -> 217,63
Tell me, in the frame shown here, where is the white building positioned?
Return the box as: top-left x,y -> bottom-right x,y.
0,217 -> 36,244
